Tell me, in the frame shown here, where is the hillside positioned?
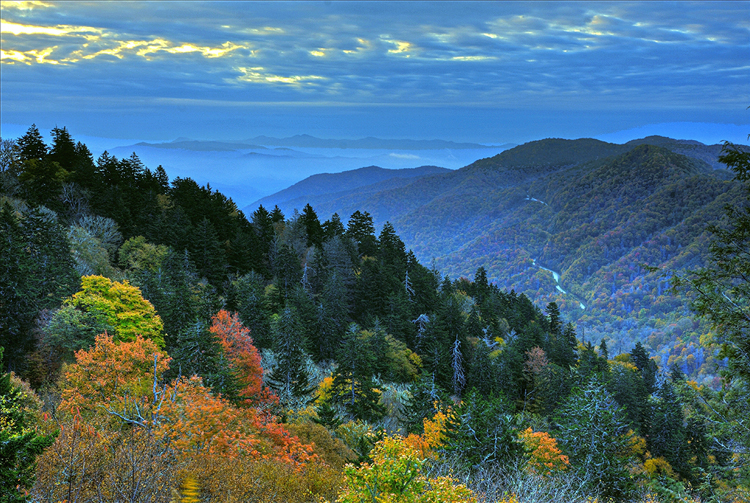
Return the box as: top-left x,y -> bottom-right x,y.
248,165 -> 450,213
261,137 -> 740,383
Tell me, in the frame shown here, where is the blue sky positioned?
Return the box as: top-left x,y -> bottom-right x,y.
1,1 -> 748,145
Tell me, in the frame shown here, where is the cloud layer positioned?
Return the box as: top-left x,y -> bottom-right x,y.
2,1 -> 748,142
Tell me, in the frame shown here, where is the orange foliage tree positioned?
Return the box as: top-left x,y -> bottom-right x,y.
209,310 -> 276,406
156,376 -> 315,465
404,410 -> 448,460
518,427 -> 569,476
58,333 -> 170,426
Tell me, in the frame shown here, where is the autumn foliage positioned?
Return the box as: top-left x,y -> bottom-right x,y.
518,428 -> 570,476
404,410 -> 448,460
156,375 -> 315,464
335,435 -> 476,503
209,310 -> 276,406
58,333 -> 170,422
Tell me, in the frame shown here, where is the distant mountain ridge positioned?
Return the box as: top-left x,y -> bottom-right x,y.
256,136 -> 741,383
245,134 -> 500,150
247,165 -> 450,213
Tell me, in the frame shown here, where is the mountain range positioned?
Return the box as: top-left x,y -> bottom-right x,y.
253,135 -> 744,384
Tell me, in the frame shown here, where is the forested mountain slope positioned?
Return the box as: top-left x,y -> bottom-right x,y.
263,138 -> 740,383
249,165 -> 450,213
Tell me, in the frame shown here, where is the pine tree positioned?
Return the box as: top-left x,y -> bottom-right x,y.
631,342 -> 657,394
346,210 -> 378,257
167,320 -> 236,397
331,324 -> 385,422
648,380 -> 691,479
48,126 -> 77,171
16,124 -> 46,162
443,388 -> 522,469
555,377 -> 636,500
267,307 -> 313,405
300,203 -> 324,249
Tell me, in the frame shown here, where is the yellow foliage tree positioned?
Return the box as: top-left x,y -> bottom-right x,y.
335,435 -> 475,503
68,275 -> 165,346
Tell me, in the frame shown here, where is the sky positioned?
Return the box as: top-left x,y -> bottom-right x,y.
1,1 -> 749,145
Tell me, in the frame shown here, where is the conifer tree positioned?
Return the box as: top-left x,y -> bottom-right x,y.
16,124 -> 46,162
648,379 -> 691,479
267,307 -> 313,405
443,388 -> 521,469
226,271 -> 273,349
331,324 -> 385,421
555,377 -> 636,500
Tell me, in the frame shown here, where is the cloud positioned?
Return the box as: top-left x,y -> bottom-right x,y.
234,67 -> 326,87
1,1 -> 747,142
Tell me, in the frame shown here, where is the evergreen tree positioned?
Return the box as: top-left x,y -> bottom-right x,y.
322,212 -> 345,240
167,319 -> 236,397
0,205 -> 78,369
225,271 -> 273,349
188,217 -> 226,287
443,388 -> 522,469
403,371 -> 449,435
300,203 -> 324,249
346,210 -> 378,257
555,377 -> 636,500
267,307 -> 313,405
631,342 -> 657,394
331,324 -> 385,422
314,271 -> 349,361
48,126 -> 77,171
16,124 -> 46,162
648,379 -> 691,479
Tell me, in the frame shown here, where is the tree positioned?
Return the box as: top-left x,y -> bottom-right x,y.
346,210 -> 378,257
443,389 -> 522,469
554,377 -> 636,500
51,275 -> 165,349
300,203 -> 324,249
58,334 -> 170,423
168,319 -> 235,397
225,271 -> 273,350
266,307 -> 313,406
331,324 -> 385,422
209,310 -> 275,406
48,126 -> 77,171
648,380 -> 691,480
675,142 -> 750,385
0,348 -> 57,502
0,204 -> 78,369
337,436 -> 475,503
16,124 -> 46,162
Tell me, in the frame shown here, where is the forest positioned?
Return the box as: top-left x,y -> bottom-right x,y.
272,137 -> 744,388
1,125 -> 749,503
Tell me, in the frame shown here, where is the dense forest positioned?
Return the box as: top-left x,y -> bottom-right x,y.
260,138 -> 744,387
1,125 -> 749,502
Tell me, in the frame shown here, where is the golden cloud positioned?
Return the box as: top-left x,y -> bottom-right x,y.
235,66 -> 326,86
1,20 -> 103,37
1,1 -> 53,11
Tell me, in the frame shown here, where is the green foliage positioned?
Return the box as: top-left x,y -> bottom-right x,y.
58,275 -> 165,348
331,324 -> 386,422
554,377 -> 637,500
443,389 -> 522,469
0,203 -> 78,368
0,348 -> 57,502
267,307 -> 314,406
